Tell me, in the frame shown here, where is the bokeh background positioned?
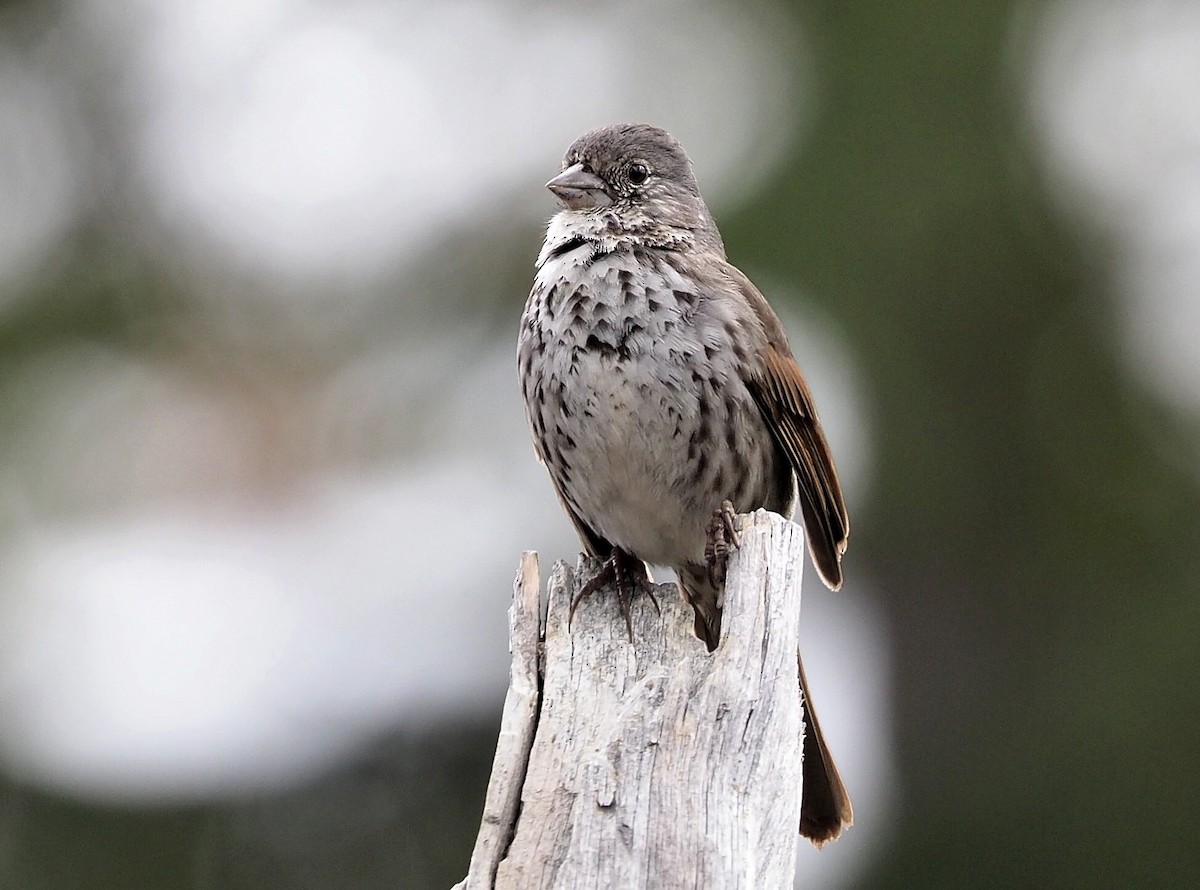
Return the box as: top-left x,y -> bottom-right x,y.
1,0 -> 1198,887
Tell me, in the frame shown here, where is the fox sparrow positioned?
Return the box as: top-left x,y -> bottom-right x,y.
517,123 -> 852,845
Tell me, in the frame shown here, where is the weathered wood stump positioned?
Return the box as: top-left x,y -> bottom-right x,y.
455,510 -> 808,890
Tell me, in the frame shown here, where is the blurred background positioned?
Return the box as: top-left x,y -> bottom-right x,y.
0,0 -> 1198,887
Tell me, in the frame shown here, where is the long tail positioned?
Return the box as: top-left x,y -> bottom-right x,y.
797,650 -> 853,845
678,565 -> 852,845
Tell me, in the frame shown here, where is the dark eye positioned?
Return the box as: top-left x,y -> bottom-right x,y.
627,163 -> 649,185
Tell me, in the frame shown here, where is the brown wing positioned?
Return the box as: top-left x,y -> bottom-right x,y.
731,270 -> 849,590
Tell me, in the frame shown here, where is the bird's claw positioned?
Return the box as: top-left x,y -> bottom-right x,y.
704,500 -> 741,588
571,548 -> 656,641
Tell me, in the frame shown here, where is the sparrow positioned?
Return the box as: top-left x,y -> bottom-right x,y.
517,123 -> 852,845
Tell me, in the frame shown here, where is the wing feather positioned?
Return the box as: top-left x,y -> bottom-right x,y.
725,269 -> 849,589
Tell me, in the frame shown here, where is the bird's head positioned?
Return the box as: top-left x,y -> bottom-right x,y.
546,124 -> 720,249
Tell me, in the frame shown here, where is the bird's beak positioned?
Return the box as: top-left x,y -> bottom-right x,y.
546,163 -> 610,210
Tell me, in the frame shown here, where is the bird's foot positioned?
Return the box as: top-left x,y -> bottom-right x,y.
704,500 -> 741,588
571,548 -> 657,641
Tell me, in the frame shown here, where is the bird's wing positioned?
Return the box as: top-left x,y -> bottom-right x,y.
725,264 -> 849,589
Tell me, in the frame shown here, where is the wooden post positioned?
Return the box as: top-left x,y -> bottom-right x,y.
454,510 -> 807,890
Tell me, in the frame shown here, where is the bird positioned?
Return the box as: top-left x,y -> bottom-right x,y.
517,123 -> 852,845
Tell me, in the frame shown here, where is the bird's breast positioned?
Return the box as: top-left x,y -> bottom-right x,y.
519,246 -> 790,566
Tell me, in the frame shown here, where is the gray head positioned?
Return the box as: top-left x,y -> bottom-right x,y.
546,124 -> 720,246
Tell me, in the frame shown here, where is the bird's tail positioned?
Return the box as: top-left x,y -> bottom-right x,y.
797,650 -> 853,845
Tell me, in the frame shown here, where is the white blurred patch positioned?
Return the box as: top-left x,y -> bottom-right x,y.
1023,0 -> 1200,417
0,463 -> 527,798
74,0 -> 804,289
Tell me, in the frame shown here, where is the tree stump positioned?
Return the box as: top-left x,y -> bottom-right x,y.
454,510 -> 808,890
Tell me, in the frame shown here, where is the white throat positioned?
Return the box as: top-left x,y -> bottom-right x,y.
535,207 -> 696,269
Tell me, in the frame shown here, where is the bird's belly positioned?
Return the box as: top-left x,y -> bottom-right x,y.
561,362 -> 706,565
547,347 -> 783,567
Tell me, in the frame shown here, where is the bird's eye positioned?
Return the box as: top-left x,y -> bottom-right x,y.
627,163 -> 650,185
